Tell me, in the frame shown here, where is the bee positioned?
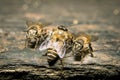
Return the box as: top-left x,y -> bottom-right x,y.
72,33 -> 94,61
39,25 -> 73,66
25,21 -> 48,48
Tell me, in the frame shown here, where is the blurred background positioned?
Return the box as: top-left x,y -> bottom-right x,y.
0,0 -> 120,30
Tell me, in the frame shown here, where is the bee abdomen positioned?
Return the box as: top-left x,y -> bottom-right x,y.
47,48 -> 59,66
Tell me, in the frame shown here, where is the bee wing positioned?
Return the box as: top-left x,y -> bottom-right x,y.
57,46 -> 66,58
39,37 -> 51,51
40,38 -> 67,58
55,42 -> 66,58
39,32 -> 53,51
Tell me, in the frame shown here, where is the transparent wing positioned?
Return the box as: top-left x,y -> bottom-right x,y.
39,36 -> 67,58
54,42 -> 66,58
39,32 -> 52,51
39,37 -> 50,51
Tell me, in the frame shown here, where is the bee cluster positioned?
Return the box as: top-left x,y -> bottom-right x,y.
25,21 -> 94,67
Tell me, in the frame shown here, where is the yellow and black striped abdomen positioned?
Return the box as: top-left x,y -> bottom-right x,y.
47,48 -> 59,66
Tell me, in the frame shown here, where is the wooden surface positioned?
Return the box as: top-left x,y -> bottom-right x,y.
0,0 -> 120,80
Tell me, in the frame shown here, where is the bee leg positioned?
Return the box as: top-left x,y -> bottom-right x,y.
90,52 -> 94,57
80,59 -> 84,64
71,50 -> 75,56
24,39 -> 27,48
59,59 -> 64,69
35,38 -> 39,49
42,50 -> 47,56
25,40 -> 26,48
80,52 -> 84,63
59,59 -> 65,75
41,34 -> 45,41
89,43 -> 94,57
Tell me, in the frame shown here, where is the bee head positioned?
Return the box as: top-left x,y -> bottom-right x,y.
73,39 -> 84,52
26,21 -> 43,35
26,29 -> 37,39
26,28 -> 38,48
26,38 -> 37,48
